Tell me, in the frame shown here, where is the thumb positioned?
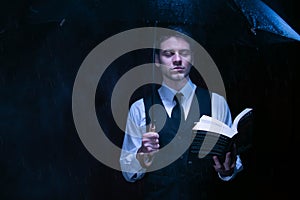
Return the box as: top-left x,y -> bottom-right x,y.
149,122 -> 156,132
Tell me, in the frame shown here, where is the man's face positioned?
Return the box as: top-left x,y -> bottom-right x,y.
156,36 -> 193,82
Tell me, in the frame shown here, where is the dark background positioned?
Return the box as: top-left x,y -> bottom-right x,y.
1,0 -> 298,199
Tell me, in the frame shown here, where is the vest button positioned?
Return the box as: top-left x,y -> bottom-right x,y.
180,156 -> 184,159
188,160 -> 192,164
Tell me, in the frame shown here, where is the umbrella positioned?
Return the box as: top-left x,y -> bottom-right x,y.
142,0 -> 300,46
233,0 -> 300,44
11,0 -> 299,46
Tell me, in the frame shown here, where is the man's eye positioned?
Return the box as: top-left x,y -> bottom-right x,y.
179,50 -> 191,56
162,51 -> 174,57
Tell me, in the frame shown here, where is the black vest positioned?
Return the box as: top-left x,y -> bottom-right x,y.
142,87 -> 219,200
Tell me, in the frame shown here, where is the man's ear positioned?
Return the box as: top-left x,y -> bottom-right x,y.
155,54 -> 160,67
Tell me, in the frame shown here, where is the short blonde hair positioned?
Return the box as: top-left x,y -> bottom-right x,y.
154,25 -> 194,55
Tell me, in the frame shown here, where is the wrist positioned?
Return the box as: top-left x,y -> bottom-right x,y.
136,150 -> 156,168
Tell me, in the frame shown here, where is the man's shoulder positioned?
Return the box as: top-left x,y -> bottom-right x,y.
195,87 -> 226,100
211,92 -> 227,102
130,98 -> 145,109
129,84 -> 160,107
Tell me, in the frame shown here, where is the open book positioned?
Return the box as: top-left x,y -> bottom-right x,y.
191,108 -> 253,160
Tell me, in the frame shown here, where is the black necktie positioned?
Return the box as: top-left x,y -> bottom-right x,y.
171,93 -> 184,121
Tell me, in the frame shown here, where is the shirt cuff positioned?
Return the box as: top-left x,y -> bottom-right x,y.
121,152 -> 146,182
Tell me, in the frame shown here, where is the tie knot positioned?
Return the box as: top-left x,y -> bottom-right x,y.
174,92 -> 183,104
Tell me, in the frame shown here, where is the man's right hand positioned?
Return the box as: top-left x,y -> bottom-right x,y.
136,127 -> 159,168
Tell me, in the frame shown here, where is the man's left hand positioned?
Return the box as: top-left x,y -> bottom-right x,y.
212,143 -> 237,177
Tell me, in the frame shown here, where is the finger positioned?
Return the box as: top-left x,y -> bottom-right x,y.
142,146 -> 154,153
212,156 -> 222,169
143,143 -> 160,152
149,123 -> 156,132
230,160 -> 236,169
143,132 -> 159,139
146,146 -> 156,152
142,136 -> 159,142
143,142 -> 160,149
224,152 -> 232,170
142,137 -> 159,145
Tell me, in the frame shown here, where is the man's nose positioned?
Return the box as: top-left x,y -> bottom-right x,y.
172,53 -> 182,66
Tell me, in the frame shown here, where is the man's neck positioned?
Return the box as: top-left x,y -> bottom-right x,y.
163,77 -> 189,91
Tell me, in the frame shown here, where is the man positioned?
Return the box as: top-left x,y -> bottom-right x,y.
120,26 -> 243,199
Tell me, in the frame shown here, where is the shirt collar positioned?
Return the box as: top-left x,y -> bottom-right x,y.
159,79 -> 196,102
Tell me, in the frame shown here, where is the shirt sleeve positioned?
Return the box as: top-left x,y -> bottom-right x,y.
211,93 -> 232,126
211,93 -> 244,181
119,99 -> 147,182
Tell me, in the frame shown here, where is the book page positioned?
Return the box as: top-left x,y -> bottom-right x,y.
192,115 -> 236,138
192,108 -> 253,138
231,108 -> 253,132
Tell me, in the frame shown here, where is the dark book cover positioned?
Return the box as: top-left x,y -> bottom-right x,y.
190,108 -> 253,161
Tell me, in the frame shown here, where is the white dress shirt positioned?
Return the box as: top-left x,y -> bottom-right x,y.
120,79 -> 243,182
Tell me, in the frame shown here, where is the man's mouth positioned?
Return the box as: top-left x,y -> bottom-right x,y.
173,66 -> 184,70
